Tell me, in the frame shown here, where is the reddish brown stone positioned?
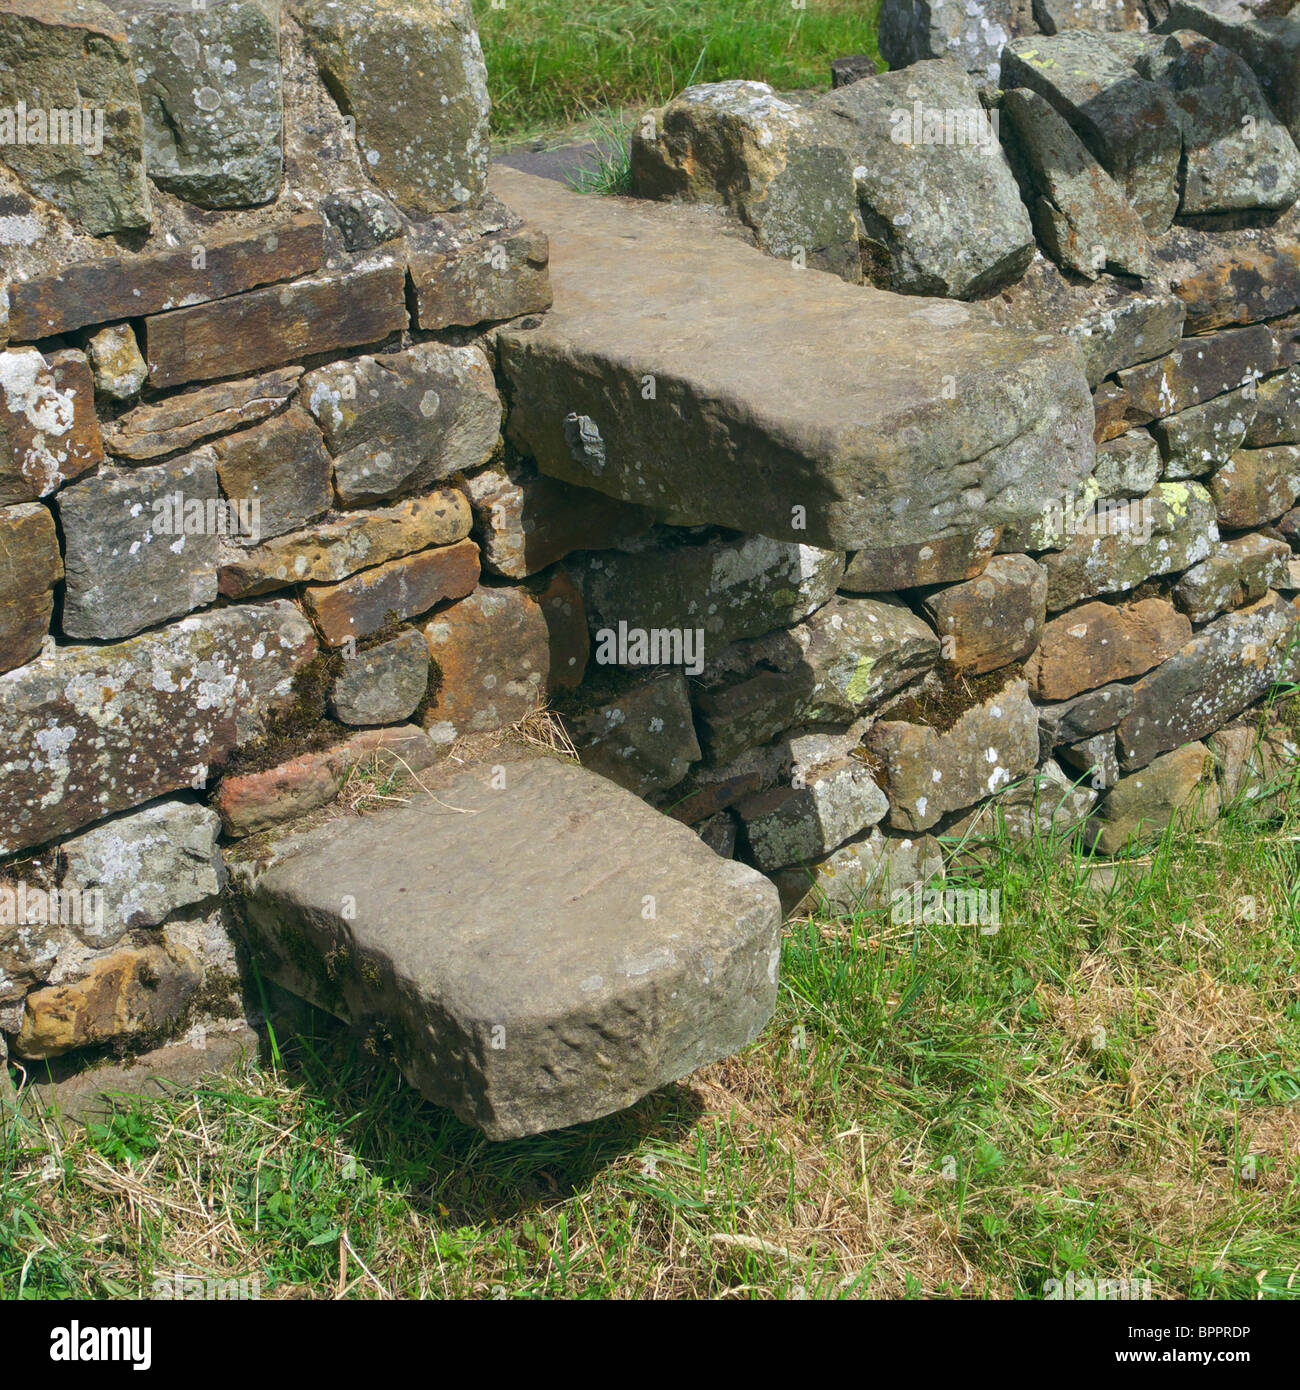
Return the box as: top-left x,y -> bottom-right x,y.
214,725 -> 443,838
409,224 -> 552,330
303,539 -> 480,646
923,554 -> 1046,675
1169,237 -> 1300,335
145,257 -> 408,388
103,367 -> 303,461
1208,445 -> 1300,528
0,346 -> 104,503
7,215 -> 324,342
1093,381 -> 1132,444
1117,325 -> 1278,422
0,502 -> 60,673
421,571 -> 588,739
841,527 -> 1001,592
1025,598 -> 1192,701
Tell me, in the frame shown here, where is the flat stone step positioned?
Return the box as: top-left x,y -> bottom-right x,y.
231,755 -> 781,1139
492,167 -> 1094,554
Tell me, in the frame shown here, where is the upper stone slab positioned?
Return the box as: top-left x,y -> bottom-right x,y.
494,167 -> 1093,553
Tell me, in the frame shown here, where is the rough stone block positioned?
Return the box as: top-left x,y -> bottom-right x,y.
0,347 -> 104,504
0,501 -> 60,673
329,629 -> 430,727
211,406 -> 332,543
1027,597 -> 1191,699
923,554 -> 1047,675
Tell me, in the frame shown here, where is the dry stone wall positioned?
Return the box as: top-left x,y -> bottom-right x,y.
4,0 -> 1300,1134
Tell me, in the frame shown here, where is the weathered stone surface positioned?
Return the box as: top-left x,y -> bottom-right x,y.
58,450 -> 221,640
576,534 -> 843,654
1173,532 -> 1291,621
1026,597 -> 1192,698
493,167 -> 1094,553
1247,367 -> 1300,445
660,740 -> 798,826
865,675 -> 1040,831
945,755 -> 1097,845
1210,717 -> 1300,806
214,725 -> 442,837
810,63 -> 1034,297
119,0 -> 282,209
421,572 -> 588,740
234,754 -> 782,1138
211,406 -> 331,543
1272,310 -> 1300,368
1208,444 -> 1300,526
1117,324 -> 1278,421
0,347 -> 104,504
329,629 -> 429,726
7,215 -> 324,342
1034,0 -> 1147,32
102,367 -> 303,461
466,461 -> 651,580
630,81 -> 861,283
831,53 -> 879,87
1094,381 -> 1133,443
696,595 -> 940,764
988,252 -> 1186,387
1037,682 -> 1134,748
924,554 -> 1046,674
566,671 -> 701,797
0,916 -> 60,1016
1090,741 -> 1218,852
772,826 -> 944,918
1117,591 -> 1299,766
11,938 -> 202,1059
878,0 -> 1034,87
1152,385 -> 1256,477
62,801 -> 222,943
408,216 -> 552,330
302,343 -> 501,507
1002,32 -> 1183,233
1137,29 -> 1300,214
145,255 -> 407,389
0,502 -> 60,673
1094,431 -> 1162,496
841,527 -> 1000,592
293,0 -> 489,215
0,0 -> 151,236
1002,87 -> 1153,279
1159,228 -> 1300,334
1059,729 -> 1120,788
322,188 -> 404,252
0,600 -> 315,855
303,539 -> 480,646
736,757 -> 889,871
86,324 -> 147,403
217,487 -> 471,597
1039,481 -> 1219,609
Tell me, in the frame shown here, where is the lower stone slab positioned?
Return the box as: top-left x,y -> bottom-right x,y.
230,755 -> 781,1139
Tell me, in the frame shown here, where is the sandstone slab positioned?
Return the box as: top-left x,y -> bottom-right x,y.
0,502 -> 60,673
1208,444 -> 1300,526
1247,367 -> 1300,446
1037,682 -> 1135,749
841,527 -> 1000,592
493,167 -> 1093,552
1117,324 -> 1278,421
0,347 -> 104,504
736,757 -> 889,872
1173,532 -> 1291,622
1026,596 -> 1191,699
566,671 -> 701,797
232,755 -> 782,1138
1152,385 -> 1256,477
212,406 -> 332,542
407,212 -> 553,330
924,554 -> 1046,675
1091,740 -> 1218,852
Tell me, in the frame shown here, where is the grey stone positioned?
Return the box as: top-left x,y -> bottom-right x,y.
233,755 -> 782,1139
57,450 -> 221,640
0,0 -> 151,235
322,188 -> 404,252
865,675 -> 1041,831
62,800 -> 223,944
1208,444 -> 1300,527
293,0 -> 489,215
878,0 -> 1035,88
1002,87 -> 1153,279
1094,431 -> 1162,496
1034,0 -> 1149,32
1173,532 -> 1292,621
1117,591 -> 1299,766
0,501 -> 61,675
0,346 -> 105,504
302,343 -> 501,508
493,166 -> 1094,553
811,62 -> 1035,297
945,755 -> 1098,846
329,629 -> 429,727
1038,683 -> 1135,750
566,672 -> 701,797
1002,31 -> 1183,233
211,407 -> 333,543
1153,385 -> 1257,476
696,812 -> 738,859
630,81 -> 862,282
118,0 -> 283,209
736,757 -> 889,872
1091,741 -> 1219,851
841,526 -> 1000,592
1117,323 -> 1278,422
0,600 -> 316,855
771,826 -> 944,918
1059,730 -> 1120,789
1246,367 -> 1300,445
831,54 -> 878,87
696,594 -> 941,764
576,533 -> 843,655
1039,480 -> 1219,609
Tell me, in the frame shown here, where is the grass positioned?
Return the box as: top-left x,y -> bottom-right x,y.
475,0 -> 883,144
4,715 -> 1300,1300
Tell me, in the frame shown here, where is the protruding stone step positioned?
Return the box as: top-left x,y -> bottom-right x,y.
492,167 -> 1093,553
231,755 -> 781,1139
